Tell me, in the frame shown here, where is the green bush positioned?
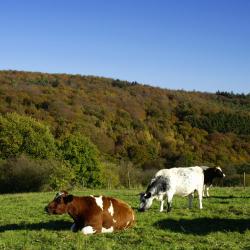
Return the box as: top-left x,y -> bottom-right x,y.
118,161 -> 142,188
0,156 -> 52,193
0,155 -> 75,193
100,162 -> 120,189
223,174 -> 242,187
59,133 -> 102,187
46,160 -> 75,191
0,113 -> 57,159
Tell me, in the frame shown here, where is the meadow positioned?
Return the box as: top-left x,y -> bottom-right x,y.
0,187 -> 249,250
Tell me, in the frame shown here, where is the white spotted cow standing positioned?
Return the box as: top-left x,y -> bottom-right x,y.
139,167 -> 204,212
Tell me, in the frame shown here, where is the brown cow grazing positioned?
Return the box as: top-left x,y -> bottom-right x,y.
45,191 -> 135,235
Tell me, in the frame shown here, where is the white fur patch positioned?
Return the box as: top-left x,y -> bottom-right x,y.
113,218 -> 117,223
101,226 -> 113,233
94,196 -> 103,210
82,226 -> 96,235
108,201 -> 114,216
55,192 -> 64,199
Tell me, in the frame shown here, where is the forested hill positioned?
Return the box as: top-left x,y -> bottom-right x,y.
0,70 -> 250,175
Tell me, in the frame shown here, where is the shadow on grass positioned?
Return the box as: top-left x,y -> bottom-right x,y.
211,195 -> 250,199
0,220 -> 72,232
154,218 -> 250,235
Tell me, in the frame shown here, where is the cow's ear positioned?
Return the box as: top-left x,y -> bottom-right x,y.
63,195 -> 73,204
139,192 -> 145,197
145,192 -> 151,199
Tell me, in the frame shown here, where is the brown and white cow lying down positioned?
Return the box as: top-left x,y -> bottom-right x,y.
45,191 -> 135,235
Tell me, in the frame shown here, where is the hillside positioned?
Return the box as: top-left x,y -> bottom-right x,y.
0,70 -> 250,189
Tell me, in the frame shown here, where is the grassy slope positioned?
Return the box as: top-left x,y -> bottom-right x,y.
0,188 -> 250,250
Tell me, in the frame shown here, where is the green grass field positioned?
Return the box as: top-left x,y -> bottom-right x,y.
0,187 -> 250,250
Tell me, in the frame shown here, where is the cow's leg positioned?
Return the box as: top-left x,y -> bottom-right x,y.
71,223 -> 80,232
82,225 -> 97,235
82,216 -> 102,235
158,194 -> 165,212
160,200 -> 164,212
71,220 -> 85,232
206,186 -> 210,197
101,226 -> 114,233
167,192 -> 174,212
188,192 -> 194,209
197,187 -> 203,209
203,185 -> 206,197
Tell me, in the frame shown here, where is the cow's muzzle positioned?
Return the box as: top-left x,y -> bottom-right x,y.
138,207 -> 145,212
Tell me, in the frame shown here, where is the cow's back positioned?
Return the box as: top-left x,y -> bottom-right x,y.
155,167 -> 204,196
174,167 -> 204,195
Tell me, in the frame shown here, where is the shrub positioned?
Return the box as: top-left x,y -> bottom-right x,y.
0,113 -> 57,159
47,161 -> 75,191
59,133 -> 102,187
0,156 -> 51,193
0,155 -> 75,193
100,162 -> 120,189
223,174 -> 242,187
118,161 -> 142,188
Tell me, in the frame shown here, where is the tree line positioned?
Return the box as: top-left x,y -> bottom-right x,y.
0,70 -> 250,192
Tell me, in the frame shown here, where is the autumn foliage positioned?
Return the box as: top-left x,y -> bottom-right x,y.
0,70 -> 249,192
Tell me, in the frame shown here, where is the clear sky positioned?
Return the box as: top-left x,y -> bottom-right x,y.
0,0 -> 250,93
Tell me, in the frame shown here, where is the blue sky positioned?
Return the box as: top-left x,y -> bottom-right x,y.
0,0 -> 250,93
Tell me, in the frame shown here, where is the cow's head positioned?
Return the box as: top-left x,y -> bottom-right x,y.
138,192 -> 154,212
214,167 -> 226,178
45,191 -> 73,215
